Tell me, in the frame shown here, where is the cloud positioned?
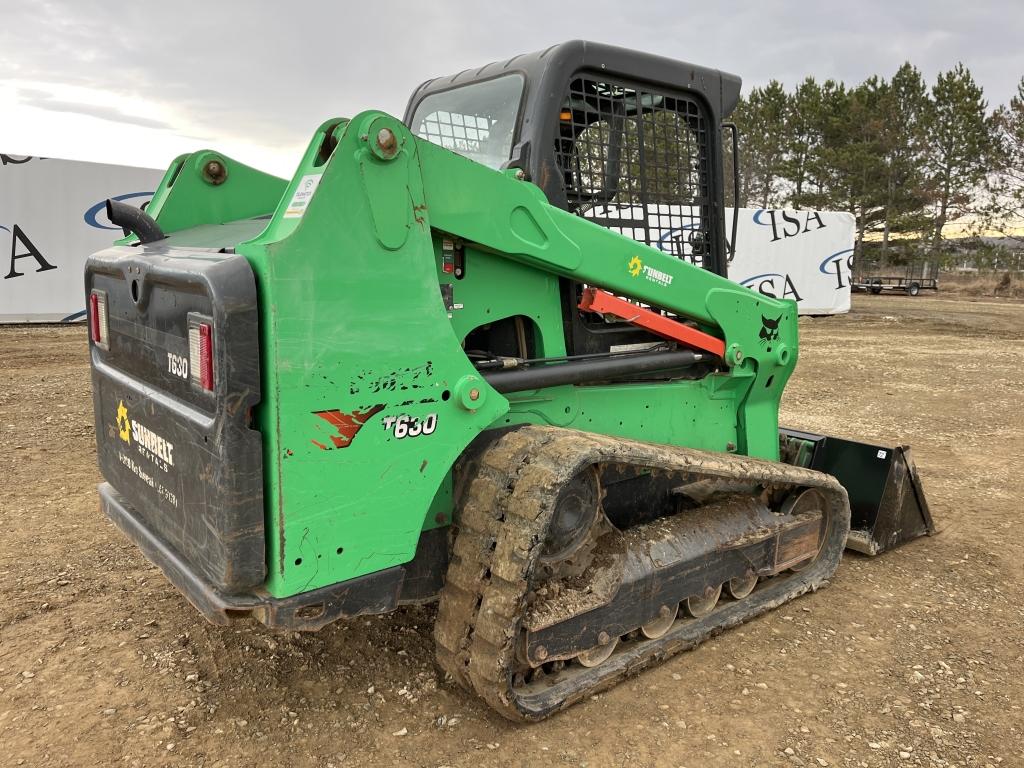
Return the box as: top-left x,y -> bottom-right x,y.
16,88 -> 173,130
0,0 -> 1022,172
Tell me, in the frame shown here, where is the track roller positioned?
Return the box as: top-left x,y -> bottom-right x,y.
727,573 -> 759,599
685,584 -> 722,618
641,604 -> 679,639
577,633 -> 619,667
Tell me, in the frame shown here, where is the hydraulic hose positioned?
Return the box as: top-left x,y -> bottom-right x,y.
105,199 -> 165,244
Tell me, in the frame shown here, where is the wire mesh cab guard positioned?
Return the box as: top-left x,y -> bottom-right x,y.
555,75 -> 712,271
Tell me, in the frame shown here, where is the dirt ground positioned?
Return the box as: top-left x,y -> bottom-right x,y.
2,293 -> 1023,768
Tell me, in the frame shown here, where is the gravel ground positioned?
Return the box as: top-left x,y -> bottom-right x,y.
1,293 -> 1022,767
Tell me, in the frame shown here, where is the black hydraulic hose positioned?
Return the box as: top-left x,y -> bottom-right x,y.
472,344 -> 674,371
481,349 -> 707,394
106,199 -> 165,244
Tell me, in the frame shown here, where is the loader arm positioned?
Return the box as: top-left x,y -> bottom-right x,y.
411,132 -> 797,460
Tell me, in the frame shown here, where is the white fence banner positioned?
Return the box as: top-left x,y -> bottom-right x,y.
724,208 -> 855,315
1,154 -> 163,323
2,158 -> 855,323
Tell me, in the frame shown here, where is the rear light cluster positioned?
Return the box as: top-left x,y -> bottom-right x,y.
89,290 -> 109,348
188,318 -> 215,391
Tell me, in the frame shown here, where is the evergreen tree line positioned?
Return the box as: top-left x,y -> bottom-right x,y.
727,64 -> 1024,264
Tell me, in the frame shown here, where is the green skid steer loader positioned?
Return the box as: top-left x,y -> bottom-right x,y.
86,41 -> 933,721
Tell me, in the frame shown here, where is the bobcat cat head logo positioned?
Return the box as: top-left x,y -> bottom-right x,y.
759,315 -> 782,347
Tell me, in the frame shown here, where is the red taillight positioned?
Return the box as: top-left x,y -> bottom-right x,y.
189,319 -> 214,391
89,290 -> 108,347
89,293 -> 100,342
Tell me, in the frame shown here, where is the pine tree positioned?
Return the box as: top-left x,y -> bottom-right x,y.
781,77 -> 824,204
801,80 -> 886,259
877,63 -> 934,261
846,80 -> 889,259
732,81 -> 788,207
985,76 -> 1024,233
728,61 -> 998,262
799,79 -> 852,211
926,64 -> 993,250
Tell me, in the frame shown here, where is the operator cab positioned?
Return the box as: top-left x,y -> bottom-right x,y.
405,40 -> 742,355
405,40 -> 740,275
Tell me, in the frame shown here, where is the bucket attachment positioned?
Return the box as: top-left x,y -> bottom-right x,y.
780,429 -> 935,556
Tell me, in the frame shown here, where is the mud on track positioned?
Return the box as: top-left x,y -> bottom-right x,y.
2,293 -> 1022,767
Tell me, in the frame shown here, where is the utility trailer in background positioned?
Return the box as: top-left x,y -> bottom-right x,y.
852,259 -> 940,297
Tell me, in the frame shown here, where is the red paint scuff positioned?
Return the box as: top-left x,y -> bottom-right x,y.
312,404 -> 385,449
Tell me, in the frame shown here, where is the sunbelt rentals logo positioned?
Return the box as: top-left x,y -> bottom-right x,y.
627,255 -> 673,287
116,400 -> 132,444
115,400 -> 175,468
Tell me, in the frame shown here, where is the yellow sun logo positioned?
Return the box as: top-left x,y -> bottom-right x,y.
116,400 -> 131,444
628,256 -> 643,277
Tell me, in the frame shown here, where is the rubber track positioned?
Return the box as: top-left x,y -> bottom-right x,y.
434,426 -> 851,722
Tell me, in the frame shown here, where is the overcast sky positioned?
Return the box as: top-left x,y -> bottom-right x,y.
2,1 -> 1022,177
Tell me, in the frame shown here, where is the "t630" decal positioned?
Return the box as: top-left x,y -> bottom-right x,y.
381,413 -> 438,439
